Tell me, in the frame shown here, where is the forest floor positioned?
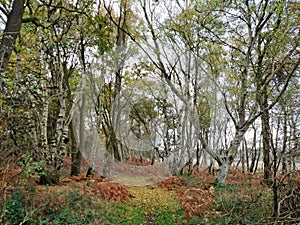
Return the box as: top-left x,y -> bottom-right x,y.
1,157 -> 299,224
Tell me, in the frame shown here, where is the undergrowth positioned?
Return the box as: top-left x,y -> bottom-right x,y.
0,166 -> 279,225
210,184 -> 268,224
1,185 -> 102,225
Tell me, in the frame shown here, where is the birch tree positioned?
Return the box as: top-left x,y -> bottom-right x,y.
195,0 -> 299,183
104,0 -> 299,183
10,0 -> 107,184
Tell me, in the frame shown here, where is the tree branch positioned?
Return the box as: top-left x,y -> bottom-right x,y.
0,6 -> 8,17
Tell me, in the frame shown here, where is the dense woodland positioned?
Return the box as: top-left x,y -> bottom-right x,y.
0,0 -> 299,224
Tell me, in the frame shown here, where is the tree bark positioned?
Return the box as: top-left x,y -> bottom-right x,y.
281,110 -> 288,174
249,125 -> 257,173
260,86 -> 272,184
100,1 -> 129,162
70,123 -> 81,176
216,127 -> 248,183
37,43 -> 71,185
217,161 -> 230,184
0,0 -> 25,72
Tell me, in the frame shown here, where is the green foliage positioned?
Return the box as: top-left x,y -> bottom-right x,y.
5,188 -> 25,225
214,182 -> 237,193
129,97 -> 158,138
19,157 -> 47,181
102,204 -> 145,225
155,210 -> 203,225
211,187 -> 268,225
38,189 -> 96,225
0,179 -> 226,225
0,73 -> 36,156
2,187 -> 99,225
100,203 -> 203,225
196,94 -> 211,130
179,174 -> 201,187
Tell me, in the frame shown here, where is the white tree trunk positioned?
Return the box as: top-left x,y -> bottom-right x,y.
216,127 -> 249,183
40,83 -> 49,151
217,160 -> 230,183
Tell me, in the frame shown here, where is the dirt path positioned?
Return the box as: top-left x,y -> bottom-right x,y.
126,185 -> 181,224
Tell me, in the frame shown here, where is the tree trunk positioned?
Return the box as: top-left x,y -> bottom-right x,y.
0,0 -> 25,72
281,111 -> 287,174
39,168 -> 60,185
217,160 -> 231,184
271,126 -> 279,216
71,151 -> 82,176
37,46 -> 71,185
103,103 -> 121,161
260,86 -> 272,184
67,74 -> 81,176
241,140 -> 246,172
290,120 -> 298,172
40,79 -> 49,153
249,126 -> 257,173
245,139 -> 249,171
104,1 -> 129,162
71,83 -> 86,175
70,123 -> 81,176
215,127 -> 247,183
254,139 -> 262,173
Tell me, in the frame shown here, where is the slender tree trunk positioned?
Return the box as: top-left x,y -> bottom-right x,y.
241,140 -> 246,172
40,81 -> 49,152
245,139 -> 249,171
260,86 -> 272,184
72,88 -> 86,175
195,142 -> 201,171
272,147 -> 278,216
71,33 -> 88,176
254,139 -> 262,173
291,120 -> 298,172
111,70 -> 122,161
281,110 -> 288,174
0,0 -> 25,72
271,123 -> 279,216
70,123 -> 81,176
249,126 -> 257,173
67,76 -> 81,176
101,1 -> 129,162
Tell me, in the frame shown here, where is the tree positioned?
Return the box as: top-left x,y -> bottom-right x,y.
4,0 -> 112,184
197,0 -> 299,183
0,0 -> 37,164
69,1 -> 114,176
0,0 -> 25,72
1,0 -> 298,188
104,0 -> 299,183
101,0 -> 132,161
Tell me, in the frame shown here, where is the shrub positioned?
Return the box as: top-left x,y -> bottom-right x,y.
211,190 -> 267,224
2,186 -> 101,225
273,178 -> 300,224
5,188 -> 25,225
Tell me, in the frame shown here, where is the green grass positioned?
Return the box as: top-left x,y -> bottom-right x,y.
99,203 -> 203,225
